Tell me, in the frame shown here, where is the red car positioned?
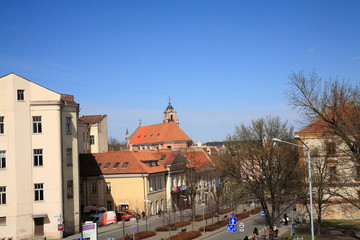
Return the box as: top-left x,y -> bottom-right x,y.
116,211 -> 133,221
124,210 -> 141,219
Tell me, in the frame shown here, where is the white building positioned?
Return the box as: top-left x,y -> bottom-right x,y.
0,73 -> 80,239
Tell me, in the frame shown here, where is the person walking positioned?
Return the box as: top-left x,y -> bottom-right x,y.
253,227 -> 259,236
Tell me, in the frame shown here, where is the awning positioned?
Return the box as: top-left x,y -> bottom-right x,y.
32,213 -> 47,218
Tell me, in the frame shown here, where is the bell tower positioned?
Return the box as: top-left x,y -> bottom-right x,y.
163,97 -> 179,125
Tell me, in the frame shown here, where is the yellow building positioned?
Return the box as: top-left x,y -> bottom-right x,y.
80,150 -> 188,217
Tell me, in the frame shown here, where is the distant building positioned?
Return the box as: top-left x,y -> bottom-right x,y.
0,73 -> 80,239
78,115 -> 108,153
127,102 -> 192,151
79,150 -> 188,215
295,103 -> 360,220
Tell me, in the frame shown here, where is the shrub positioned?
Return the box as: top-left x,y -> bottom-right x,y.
116,231 -> 156,240
250,207 -> 261,214
219,209 -> 231,214
194,214 -> 214,222
156,220 -> 192,231
236,212 -> 250,219
199,219 -> 229,232
165,231 -> 201,240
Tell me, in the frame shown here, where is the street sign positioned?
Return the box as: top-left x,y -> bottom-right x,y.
260,209 -> 266,219
106,236 -> 115,240
230,212 -> 235,217
239,222 -> 245,229
229,217 -> 237,225
58,224 -> 64,231
77,238 -> 85,240
226,224 -> 237,232
131,227 -> 136,233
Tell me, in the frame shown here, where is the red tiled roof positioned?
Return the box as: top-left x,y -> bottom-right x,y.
130,122 -> 192,145
79,115 -> 106,124
298,103 -> 359,133
80,151 -> 178,176
182,151 -> 214,171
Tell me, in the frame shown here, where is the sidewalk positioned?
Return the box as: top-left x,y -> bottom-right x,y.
64,208 -> 291,240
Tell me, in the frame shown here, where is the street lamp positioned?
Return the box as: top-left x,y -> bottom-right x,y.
144,200 -> 151,231
202,192 -> 209,234
272,137 -> 315,240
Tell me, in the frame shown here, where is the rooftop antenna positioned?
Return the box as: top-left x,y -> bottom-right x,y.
138,119 -> 142,126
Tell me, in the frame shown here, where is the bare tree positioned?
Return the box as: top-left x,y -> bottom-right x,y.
215,116 -> 306,229
108,136 -> 127,151
287,70 -> 360,164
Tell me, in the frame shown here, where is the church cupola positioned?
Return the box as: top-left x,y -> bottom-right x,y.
163,97 -> 179,125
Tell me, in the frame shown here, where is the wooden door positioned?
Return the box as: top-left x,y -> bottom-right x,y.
34,218 -> 44,236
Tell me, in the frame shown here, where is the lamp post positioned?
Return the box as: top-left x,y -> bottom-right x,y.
272,137 -> 315,240
202,192 -> 209,234
144,200 -> 151,231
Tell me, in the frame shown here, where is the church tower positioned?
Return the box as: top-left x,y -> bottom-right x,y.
163,97 -> 179,125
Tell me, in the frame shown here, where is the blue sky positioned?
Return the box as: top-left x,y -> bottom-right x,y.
1,1 -> 359,143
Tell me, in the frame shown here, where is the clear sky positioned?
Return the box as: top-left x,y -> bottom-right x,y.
1,1 -> 359,143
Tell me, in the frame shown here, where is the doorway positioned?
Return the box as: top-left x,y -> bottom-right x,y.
34,218 -> 44,236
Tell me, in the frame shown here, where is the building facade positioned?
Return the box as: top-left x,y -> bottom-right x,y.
78,115 -> 108,154
0,73 -> 80,239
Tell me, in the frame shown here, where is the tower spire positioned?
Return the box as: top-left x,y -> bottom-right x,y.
163,97 -> 179,125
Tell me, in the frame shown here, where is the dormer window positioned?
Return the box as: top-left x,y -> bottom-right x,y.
160,155 -> 166,160
113,162 -> 120,168
104,163 -> 110,169
122,162 -> 129,168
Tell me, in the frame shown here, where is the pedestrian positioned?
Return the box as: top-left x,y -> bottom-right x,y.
158,209 -> 162,217
251,234 -> 257,240
243,236 -> 249,240
284,213 -> 289,225
141,211 -> 145,219
253,227 -> 259,236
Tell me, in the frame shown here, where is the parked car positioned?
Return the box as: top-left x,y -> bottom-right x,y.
116,211 -> 133,221
124,210 -> 141,219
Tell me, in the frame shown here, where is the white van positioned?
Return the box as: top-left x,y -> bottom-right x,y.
91,211 -> 117,226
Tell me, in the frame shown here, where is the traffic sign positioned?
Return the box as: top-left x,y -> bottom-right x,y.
239,222 -> 245,229
58,224 -> 64,231
226,224 -> 237,232
131,227 -> 136,233
230,212 -> 235,217
229,217 -> 237,225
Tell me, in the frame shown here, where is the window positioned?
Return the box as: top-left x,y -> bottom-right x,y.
90,135 -> 95,145
67,181 -> 73,198
0,186 -> 6,204
122,162 -> 129,168
17,89 -> 24,101
32,116 -> 42,133
65,117 -> 72,134
0,217 -> 5,226
91,182 -> 96,193
160,154 -> 166,160
33,149 -> 43,166
34,183 -> 44,201
66,148 -> 72,166
113,162 -> 120,168
105,182 -> 111,193
326,142 -> 336,155
329,166 -> 337,181
106,201 -> 112,211
104,163 -> 110,169
0,116 -> 4,134
0,151 -> 5,169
